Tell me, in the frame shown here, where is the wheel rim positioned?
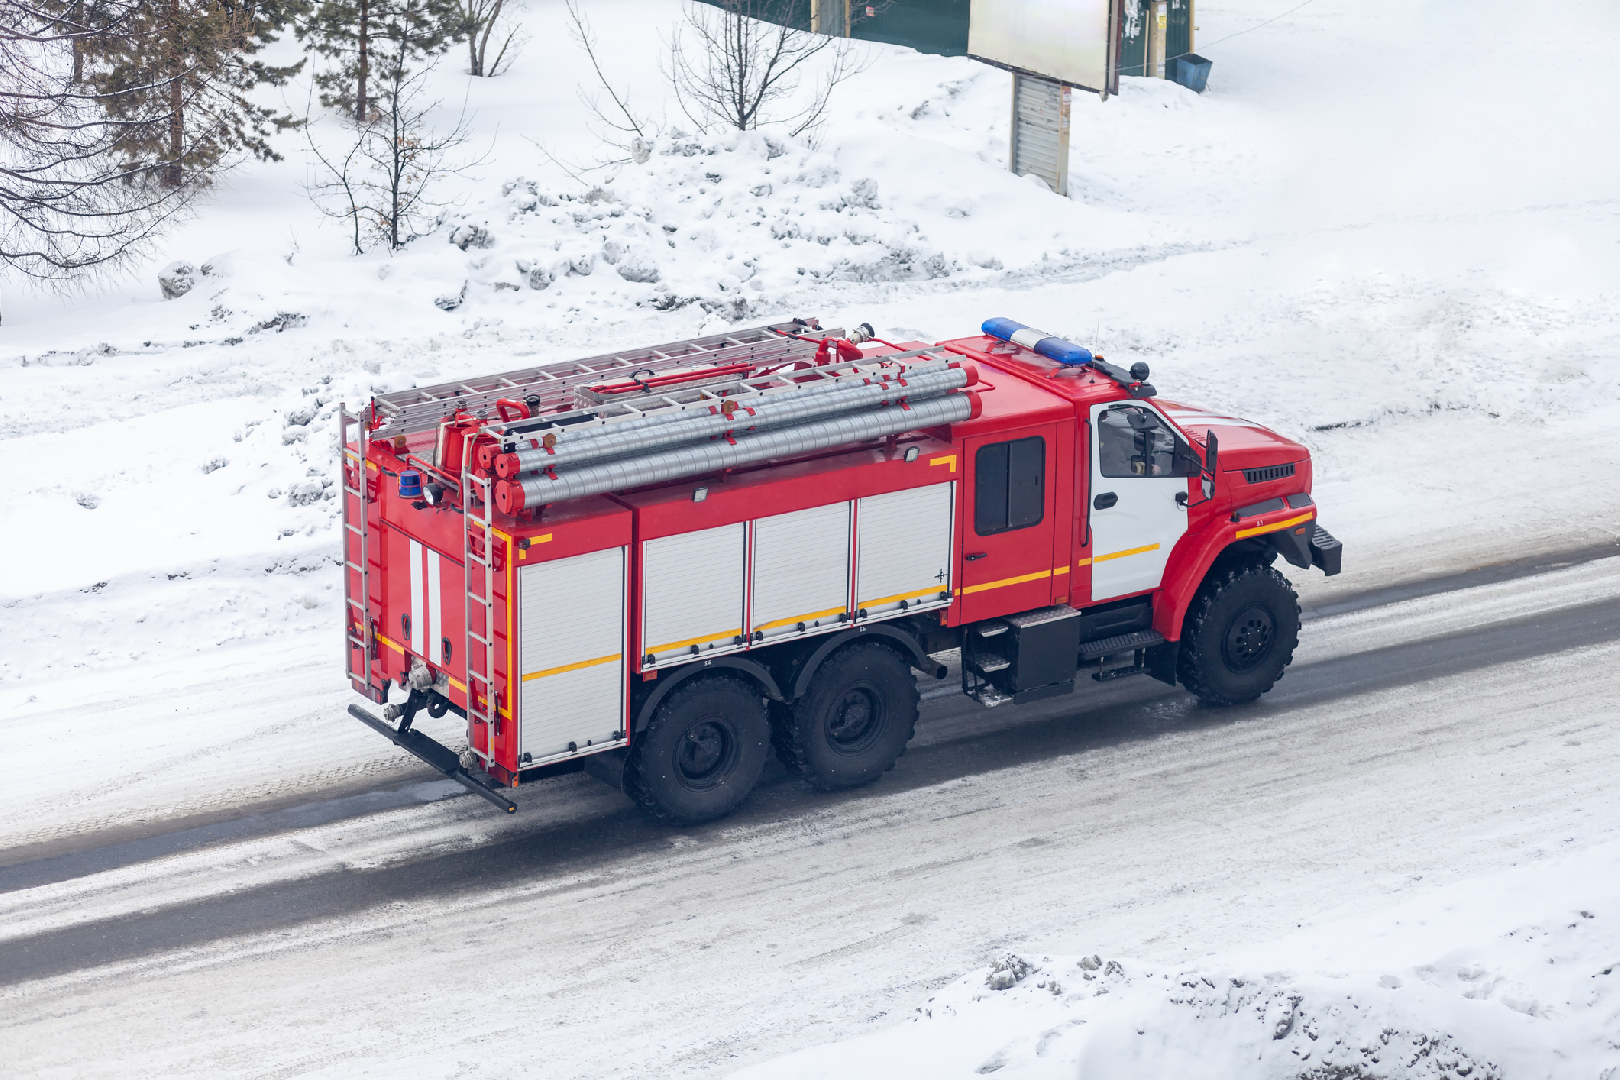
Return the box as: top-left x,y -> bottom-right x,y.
1221,603 -> 1275,672
675,715 -> 736,790
826,684 -> 885,755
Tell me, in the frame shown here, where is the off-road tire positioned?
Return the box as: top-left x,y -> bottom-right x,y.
1177,562 -> 1301,705
623,676 -> 769,824
777,643 -> 919,792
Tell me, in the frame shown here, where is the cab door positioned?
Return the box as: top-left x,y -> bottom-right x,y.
959,427 -> 1059,623
1087,402 -> 1199,601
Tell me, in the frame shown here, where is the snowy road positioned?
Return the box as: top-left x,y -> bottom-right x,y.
0,557 -> 1615,1078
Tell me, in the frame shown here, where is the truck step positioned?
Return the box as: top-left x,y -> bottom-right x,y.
972,619 -> 1010,638
1079,629 -> 1166,660
968,684 -> 1012,708
969,655 -> 1011,673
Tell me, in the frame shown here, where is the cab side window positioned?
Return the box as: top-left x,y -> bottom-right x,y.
1097,406 -> 1201,479
975,436 -> 1046,534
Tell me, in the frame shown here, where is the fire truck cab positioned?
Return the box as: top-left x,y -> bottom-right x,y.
340,319 -> 1341,823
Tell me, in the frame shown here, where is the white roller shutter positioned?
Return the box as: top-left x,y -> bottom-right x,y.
751,502 -> 850,642
1010,75 -> 1072,197
856,482 -> 955,616
642,523 -> 746,667
519,546 -> 626,760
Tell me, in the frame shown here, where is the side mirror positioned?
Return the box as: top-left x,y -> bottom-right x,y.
1202,430 -> 1219,498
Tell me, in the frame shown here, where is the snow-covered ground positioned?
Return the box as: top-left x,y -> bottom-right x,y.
1,0 -> 1618,1075
1,561 -> 1616,1077
736,841 -> 1620,1079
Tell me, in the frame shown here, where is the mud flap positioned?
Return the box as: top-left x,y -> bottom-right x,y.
1145,641 -> 1179,687
348,704 -> 518,813
1272,522 -> 1313,570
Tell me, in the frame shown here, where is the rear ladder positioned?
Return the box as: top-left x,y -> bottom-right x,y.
338,405 -> 375,697
463,466 -> 500,773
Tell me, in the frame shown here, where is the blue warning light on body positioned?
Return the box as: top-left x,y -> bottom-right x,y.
981,318 -> 1093,365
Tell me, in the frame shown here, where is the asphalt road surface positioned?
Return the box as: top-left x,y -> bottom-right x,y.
1,556 -> 1616,1078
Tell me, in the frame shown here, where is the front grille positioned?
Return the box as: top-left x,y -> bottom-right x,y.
1243,462 -> 1297,484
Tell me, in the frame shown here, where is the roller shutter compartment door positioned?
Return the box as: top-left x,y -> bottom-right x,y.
856,482 -> 955,616
519,546 -> 626,761
642,522 -> 747,667
752,502 -> 850,642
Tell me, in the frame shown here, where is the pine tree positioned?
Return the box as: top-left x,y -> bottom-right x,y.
298,0 -> 466,123
85,0 -> 306,187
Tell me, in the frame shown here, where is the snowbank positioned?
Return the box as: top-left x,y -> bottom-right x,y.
734,841 -> 1620,1079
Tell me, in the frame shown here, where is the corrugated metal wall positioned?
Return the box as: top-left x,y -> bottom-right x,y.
1119,0 -> 1192,79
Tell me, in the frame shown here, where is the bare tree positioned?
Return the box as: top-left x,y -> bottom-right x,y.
306,59 -> 477,252
561,0 -> 653,161
463,0 -> 520,77
0,0 -> 199,287
667,0 -> 864,139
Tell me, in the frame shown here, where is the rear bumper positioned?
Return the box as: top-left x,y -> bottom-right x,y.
347,704 -> 517,813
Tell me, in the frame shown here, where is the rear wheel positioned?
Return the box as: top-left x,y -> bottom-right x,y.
624,676 -> 769,824
777,643 -> 918,791
1177,562 -> 1301,704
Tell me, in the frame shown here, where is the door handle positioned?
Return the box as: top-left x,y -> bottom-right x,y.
965,551 -> 989,561
1093,492 -> 1118,510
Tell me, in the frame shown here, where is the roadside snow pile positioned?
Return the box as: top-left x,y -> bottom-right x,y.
733,843 -> 1620,1080
440,125 -> 1160,325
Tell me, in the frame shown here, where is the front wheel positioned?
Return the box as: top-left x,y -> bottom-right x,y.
1177,562 -> 1301,704
624,676 -> 770,824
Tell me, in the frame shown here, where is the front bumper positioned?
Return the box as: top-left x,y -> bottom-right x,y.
1309,523 -> 1343,576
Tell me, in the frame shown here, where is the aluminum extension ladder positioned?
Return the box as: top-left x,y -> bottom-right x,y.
462,468 -> 500,772
338,406 -> 374,696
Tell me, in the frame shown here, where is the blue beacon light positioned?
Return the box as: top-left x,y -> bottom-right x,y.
981,318 -> 1093,366
398,468 -> 424,499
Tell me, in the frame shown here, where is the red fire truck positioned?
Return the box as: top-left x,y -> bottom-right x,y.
340,318 -> 1340,823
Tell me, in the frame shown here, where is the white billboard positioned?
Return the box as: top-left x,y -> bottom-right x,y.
968,0 -> 1114,94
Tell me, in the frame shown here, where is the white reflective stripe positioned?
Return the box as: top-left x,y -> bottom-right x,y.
1009,327 -> 1045,350
427,550 -> 443,662
408,539 -> 424,655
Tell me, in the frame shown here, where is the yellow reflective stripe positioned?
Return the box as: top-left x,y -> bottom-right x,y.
377,631 -> 405,655
1235,510 -> 1315,540
1075,556 -> 1093,567
755,605 -> 847,632
859,585 -> 947,608
930,454 -> 958,473
523,652 -> 621,682
449,676 -> 466,692
1053,566 -> 1069,576
1094,543 -> 1161,564
648,629 -> 742,654
961,569 -> 1051,595
516,532 -> 553,560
